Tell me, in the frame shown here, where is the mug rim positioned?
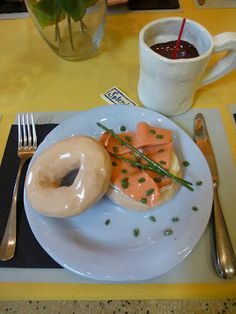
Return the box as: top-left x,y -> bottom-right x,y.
139,17 -> 214,63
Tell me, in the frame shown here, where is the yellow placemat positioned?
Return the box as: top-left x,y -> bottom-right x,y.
0,282 -> 236,300
0,0 -> 236,300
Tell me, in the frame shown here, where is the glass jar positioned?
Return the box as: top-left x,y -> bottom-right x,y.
25,0 -> 107,61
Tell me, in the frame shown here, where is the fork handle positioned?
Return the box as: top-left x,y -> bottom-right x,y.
0,159 -> 26,261
212,186 -> 236,278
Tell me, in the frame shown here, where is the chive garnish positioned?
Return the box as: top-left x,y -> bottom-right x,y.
196,181 -> 203,186
112,153 -> 193,190
112,146 -> 118,153
105,219 -> 111,225
156,134 -> 164,139
159,160 -> 166,165
112,161 -> 118,166
96,122 -> 193,191
154,177 -> 161,183
133,228 -> 140,237
121,177 -> 129,189
192,206 -> 198,211
125,135 -> 132,142
141,197 -> 147,204
149,129 -> 156,134
120,125 -> 126,132
183,160 -> 190,167
149,215 -> 157,222
146,188 -> 154,196
172,217 -> 179,222
138,177 -> 146,183
163,229 -> 173,236
121,169 -> 127,174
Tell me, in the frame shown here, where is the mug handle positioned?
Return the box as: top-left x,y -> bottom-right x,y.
201,32 -> 236,87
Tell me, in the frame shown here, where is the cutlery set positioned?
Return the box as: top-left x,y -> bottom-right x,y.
0,111 -> 235,279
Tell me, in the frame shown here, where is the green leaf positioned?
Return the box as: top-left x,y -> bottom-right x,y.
59,0 -> 98,22
28,0 -> 65,27
83,0 -> 98,7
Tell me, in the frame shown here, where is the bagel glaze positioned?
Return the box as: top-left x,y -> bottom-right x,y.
26,136 -> 112,217
106,151 -> 182,211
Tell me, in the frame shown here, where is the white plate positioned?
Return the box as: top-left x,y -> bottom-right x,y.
24,105 -> 213,282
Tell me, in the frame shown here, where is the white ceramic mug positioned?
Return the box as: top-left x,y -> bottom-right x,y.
138,17 -> 236,116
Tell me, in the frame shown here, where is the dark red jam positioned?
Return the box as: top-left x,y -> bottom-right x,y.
150,40 -> 199,59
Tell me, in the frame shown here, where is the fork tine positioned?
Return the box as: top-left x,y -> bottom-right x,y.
21,114 -> 27,147
17,114 -> 23,150
30,113 -> 37,148
26,113 -> 32,147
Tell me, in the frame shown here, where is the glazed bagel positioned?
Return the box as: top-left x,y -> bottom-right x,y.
26,136 -> 112,218
106,151 -> 182,211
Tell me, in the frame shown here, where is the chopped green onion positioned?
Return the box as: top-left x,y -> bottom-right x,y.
172,217 -> 179,222
146,188 -> 154,196
120,125 -> 126,132
138,177 -> 146,183
141,198 -> 147,204
133,228 -> 140,237
159,160 -> 166,165
125,135 -> 132,142
149,129 -> 156,134
149,215 -> 157,222
105,219 -> 111,225
163,229 -> 173,236
196,181 -> 203,186
121,177 -> 129,189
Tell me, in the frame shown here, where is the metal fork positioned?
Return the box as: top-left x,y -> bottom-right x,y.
0,113 -> 37,261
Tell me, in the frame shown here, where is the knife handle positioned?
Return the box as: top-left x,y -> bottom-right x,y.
212,186 -> 236,279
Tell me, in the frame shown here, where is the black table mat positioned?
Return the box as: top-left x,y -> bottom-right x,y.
0,124 -> 61,268
128,0 -> 179,10
0,0 -> 180,15
0,0 -> 27,13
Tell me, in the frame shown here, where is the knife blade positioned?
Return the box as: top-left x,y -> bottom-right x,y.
194,113 -> 236,279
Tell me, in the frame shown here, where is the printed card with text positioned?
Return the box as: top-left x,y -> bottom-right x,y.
101,87 -> 138,106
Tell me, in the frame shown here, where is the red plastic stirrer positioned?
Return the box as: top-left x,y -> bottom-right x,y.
172,18 -> 186,59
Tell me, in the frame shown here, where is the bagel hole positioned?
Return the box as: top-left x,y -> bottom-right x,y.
60,168 -> 79,187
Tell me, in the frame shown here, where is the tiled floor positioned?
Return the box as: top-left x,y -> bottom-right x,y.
0,299 -> 236,313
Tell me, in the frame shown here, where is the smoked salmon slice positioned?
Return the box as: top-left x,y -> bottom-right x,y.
99,121 -> 174,208
112,171 -> 161,208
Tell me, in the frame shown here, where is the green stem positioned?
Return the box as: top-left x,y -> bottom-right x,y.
80,19 -> 87,33
67,14 -> 74,51
112,154 -> 162,174
55,0 -> 61,43
97,122 -> 194,191
112,154 -> 193,191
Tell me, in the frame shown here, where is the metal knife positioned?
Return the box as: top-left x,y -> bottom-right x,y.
194,113 -> 236,279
